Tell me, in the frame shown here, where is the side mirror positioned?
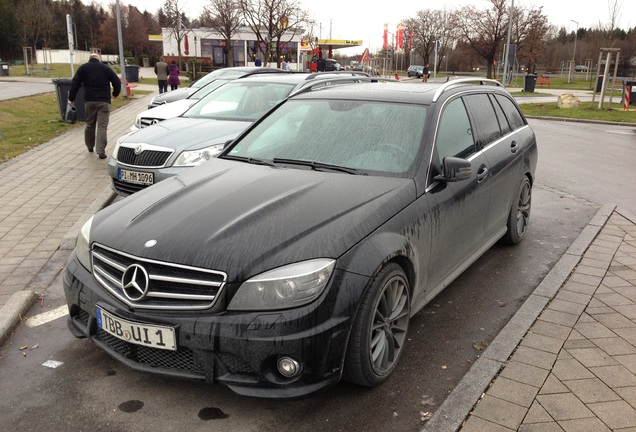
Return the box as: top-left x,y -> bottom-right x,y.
435,157 -> 471,182
223,139 -> 234,149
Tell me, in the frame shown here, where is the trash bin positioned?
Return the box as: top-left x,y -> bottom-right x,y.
523,74 -> 537,92
596,76 -> 604,93
625,80 -> 636,106
125,64 -> 139,82
52,78 -> 86,122
0,61 -> 8,76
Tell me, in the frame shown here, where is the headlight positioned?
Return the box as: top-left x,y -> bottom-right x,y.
76,216 -> 94,271
227,259 -> 336,311
133,116 -> 141,129
112,140 -> 121,160
173,144 -> 223,167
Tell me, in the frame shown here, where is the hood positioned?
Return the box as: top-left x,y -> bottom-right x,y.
137,99 -> 197,122
121,117 -> 251,152
92,158 -> 415,281
151,88 -> 196,105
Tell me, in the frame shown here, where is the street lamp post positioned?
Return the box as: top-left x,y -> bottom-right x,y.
568,20 -> 578,83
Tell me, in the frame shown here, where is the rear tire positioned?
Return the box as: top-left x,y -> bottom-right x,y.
502,176 -> 532,245
344,263 -> 410,387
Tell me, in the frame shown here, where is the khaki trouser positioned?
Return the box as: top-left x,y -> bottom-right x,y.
84,101 -> 111,155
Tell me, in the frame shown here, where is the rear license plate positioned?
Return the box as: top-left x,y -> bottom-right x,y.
118,168 -> 154,185
96,306 -> 176,351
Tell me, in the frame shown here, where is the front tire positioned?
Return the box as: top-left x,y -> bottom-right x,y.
502,176 -> 532,244
344,263 -> 410,387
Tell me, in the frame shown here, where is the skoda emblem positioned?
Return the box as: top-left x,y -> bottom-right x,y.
121,264 -> 149,301
151,119 -> 160,125
144,239 -> 157,248
134,144 -> 143,155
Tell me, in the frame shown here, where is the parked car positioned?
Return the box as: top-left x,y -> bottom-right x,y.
147,66 -> 283,109
407,65 -> 425,78
109,71 -> 374,196
574,65 -> 589,72
64,78 -> 537,398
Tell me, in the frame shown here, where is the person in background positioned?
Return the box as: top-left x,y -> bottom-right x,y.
68,52 -> 121,159
168,60 -> 180,90
255,57 -> 262,67
280,58 -> 288,71
154,56 -> 169,93
422,64 -> 430,82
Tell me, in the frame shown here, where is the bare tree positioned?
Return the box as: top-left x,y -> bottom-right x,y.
201,0 -> 242,67
239,0 -> 309,67
456,0 -> 509,79
163,0 -> 189,66
608,0 -> 623,32
408,9 -> 458,71
16,0 -> 53,64
511,6 -> 549,73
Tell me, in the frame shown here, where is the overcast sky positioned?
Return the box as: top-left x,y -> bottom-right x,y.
97,0 -> 631,54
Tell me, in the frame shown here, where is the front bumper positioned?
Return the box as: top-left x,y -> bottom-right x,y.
63,251 -> 364,398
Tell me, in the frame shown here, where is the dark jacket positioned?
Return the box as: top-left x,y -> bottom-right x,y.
168,64 -> 180,86
69,58 -> 121,103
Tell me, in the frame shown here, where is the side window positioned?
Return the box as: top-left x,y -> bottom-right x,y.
489,94 -> 512,135
494,94 -> 526,130
463,93 -> 502,149
436,98 -> 475,164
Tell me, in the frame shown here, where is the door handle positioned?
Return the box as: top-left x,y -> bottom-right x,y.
510,140 -> 519,153
477,165 -> 489,182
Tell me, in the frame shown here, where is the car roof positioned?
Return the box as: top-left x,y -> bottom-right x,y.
234,71 -> 370,87
289,78 -> 508,105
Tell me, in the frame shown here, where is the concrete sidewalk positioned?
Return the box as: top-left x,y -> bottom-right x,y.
424,206 -> 636,431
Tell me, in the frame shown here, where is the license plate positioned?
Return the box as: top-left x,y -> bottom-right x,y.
95,306 -> 176,351
118,168 -> 154,185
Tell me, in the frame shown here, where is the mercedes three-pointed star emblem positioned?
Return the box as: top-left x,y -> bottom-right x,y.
121,264 -> 149,301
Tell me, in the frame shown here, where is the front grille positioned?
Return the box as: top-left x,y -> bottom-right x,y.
96,328 -> 204,374
112,178 -> 148,196
118,146 -> 173,167
92,243 -> 227,311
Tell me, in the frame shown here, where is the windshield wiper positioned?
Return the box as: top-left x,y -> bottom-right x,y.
221,154 -> 276,167
272,158 -> 361,175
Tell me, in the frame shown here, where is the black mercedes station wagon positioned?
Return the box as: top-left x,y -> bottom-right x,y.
63,79 -> 537,398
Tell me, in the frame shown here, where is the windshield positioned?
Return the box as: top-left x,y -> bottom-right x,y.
183,81 -> 296,121
225,99 -> 426,175
188,79 -> 231,100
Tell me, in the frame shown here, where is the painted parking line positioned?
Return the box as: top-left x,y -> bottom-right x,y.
25,305 -> 68,328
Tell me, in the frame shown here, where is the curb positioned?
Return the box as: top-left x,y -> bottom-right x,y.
0,291 -> 39,346
421,203 -> 617,432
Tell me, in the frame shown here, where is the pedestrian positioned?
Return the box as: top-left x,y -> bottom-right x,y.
68,52 -> 121,159
255,57 -> 262,67
168,61 -> 180,90
154,56 -> 169,93
280,58 -> 288,71
422,64 -> 430,82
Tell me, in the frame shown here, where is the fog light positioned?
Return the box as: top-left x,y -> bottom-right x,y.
277,357 -> 302,378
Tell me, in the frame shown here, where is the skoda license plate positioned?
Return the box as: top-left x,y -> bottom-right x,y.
96,306 -> 176,351
118,168 -> 154,185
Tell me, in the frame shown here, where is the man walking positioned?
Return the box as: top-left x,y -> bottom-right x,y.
155,56 -> 169,93
68,53 -> 121,159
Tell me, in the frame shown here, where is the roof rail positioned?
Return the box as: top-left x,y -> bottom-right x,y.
304,71 -> 370,80
432,78 -> 502,102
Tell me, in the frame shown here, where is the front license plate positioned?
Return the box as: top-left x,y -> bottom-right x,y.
118,168 -> 154,185
96,306 -> 176,351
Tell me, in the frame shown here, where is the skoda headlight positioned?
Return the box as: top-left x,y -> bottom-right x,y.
112,131 -> 133,161
227,259 -> 336,311
76,216 -> 94,271
173,144 -> 223,167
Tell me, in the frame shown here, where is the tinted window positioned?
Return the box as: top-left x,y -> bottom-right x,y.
464,93 -> 502,148
494,94 -> 526,130
436,98 -> 475,163
489,94 -> 512,135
